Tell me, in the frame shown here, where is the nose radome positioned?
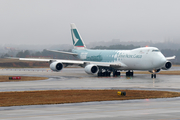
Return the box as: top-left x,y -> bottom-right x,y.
161,57 -> 167,63
160,57 -> 167,66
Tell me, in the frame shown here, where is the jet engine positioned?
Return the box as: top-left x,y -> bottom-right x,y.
50,62 -> 63,71
162,61 -> 172,70
85,64 -> 98,74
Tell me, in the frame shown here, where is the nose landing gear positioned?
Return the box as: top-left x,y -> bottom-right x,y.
150,69 -> 160,78
151,74 -> 156,78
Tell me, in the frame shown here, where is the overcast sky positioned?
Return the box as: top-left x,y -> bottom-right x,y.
0,0 -> 180,45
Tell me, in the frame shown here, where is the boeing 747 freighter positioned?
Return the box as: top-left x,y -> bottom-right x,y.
19,23 -> 175,78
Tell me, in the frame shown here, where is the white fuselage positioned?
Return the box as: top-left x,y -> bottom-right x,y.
117,47 -> 166,70
73,47 -> 167,71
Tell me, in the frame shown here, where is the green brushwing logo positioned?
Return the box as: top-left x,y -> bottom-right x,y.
71,29 -> 84,46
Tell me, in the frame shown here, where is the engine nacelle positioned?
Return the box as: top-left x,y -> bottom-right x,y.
85,64 -> 98,74
162,61 -> 172,70
50,62 -> 63,72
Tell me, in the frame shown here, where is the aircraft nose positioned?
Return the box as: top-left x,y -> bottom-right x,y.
160,57 -> 167,66
153,56 -> 166,68
161,57 -> 166,63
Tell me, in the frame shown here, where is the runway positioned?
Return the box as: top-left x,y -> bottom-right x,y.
1,97 -> 180,120
0,68 -> 180,120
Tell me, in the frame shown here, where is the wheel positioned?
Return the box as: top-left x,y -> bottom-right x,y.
126,71 -> 133,77
130,72 -> 133,77
113,71 -> 117,77
154,74 -> 156,78
102,72 -> 105,76
151,74 -> 154,78
116,72 -> 120,76
98,72 -> 102,77
126,72 -> 129,76
151,74 -> 156,78
108,72 -> 111,76
126,70 -> 133,77
104,72 -> 109,76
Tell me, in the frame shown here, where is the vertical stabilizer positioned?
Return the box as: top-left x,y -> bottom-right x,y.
71,23 -> 86,49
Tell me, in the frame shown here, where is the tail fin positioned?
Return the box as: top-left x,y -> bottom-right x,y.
71,23 -> 86,49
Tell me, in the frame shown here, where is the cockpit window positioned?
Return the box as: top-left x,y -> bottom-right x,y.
152,50 -> 160,52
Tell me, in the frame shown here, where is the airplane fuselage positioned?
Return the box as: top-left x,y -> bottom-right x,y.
73,47 -> 167,71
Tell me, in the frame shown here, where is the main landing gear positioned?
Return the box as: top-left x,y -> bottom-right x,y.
97,71 -> 111,77
97,69 -> 121,77
97,69 -> 157,78
113,70 -> 121,77
97,69 -> 134,77
126,70 -> 134,77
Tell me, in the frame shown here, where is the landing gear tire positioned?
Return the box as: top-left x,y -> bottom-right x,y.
113,71 -> 121,77
154,74 -> 156,78
98,72 -> 102,77
97,71 -> 111,77
104,71 -> 111,76
151,74 -> 153,78
151,74 -> 156,78
126,70 -> 134,77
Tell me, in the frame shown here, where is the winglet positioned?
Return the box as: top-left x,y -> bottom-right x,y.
70,23 -> 86,49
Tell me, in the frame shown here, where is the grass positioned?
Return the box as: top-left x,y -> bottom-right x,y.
0,58 -> 49,68
0,90 -> 180,107
0,76 -> 48,82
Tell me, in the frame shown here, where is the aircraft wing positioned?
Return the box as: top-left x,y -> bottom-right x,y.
19,58 -> 127,68
19,58 -> 84,64
166,56 -> 176,60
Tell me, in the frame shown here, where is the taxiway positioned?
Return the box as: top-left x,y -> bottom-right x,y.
0,68 -> 180,120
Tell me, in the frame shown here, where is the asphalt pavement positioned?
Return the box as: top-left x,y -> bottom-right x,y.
0,68 -> 180,120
